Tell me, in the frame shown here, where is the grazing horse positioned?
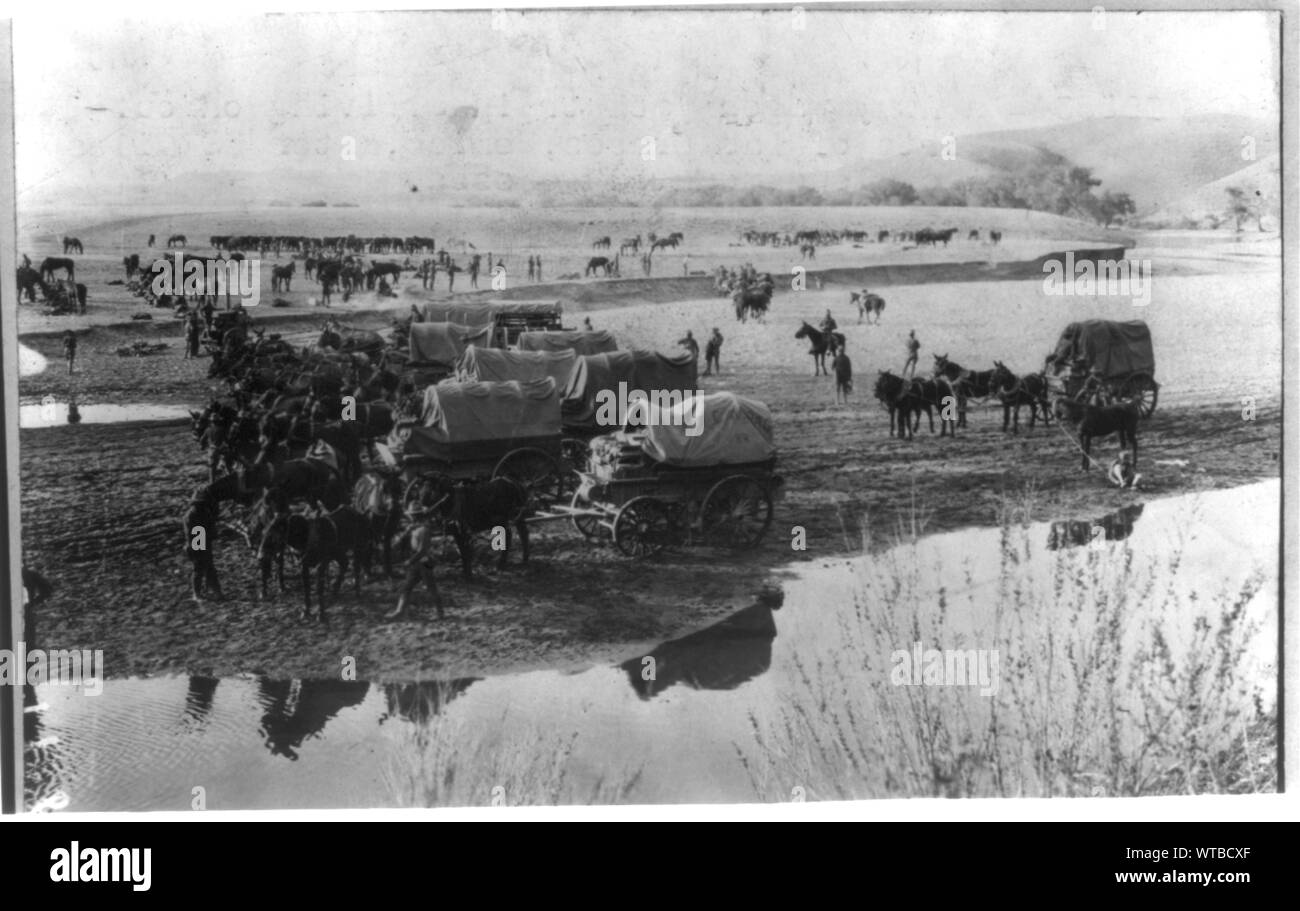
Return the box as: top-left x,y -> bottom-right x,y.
990,361 -> 1052,433
16,266 -> 42,303
167,234 -> 187,248
850,291 -> 885,324
123,253 -> 141,280
411,475 -> 531,579
62,236 -> 83,254
1052,398 -> 1139,472
932,354 -> 993,428
795,321 -> 845,376
271,261 -> 295,292
39,256 -> 75,285
585,256 -> 612,277
620,236 -> 641,255
592,236 -> 611,249
989,230 -> 1002,245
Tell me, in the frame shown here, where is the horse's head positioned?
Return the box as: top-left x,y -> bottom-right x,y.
795,322 -> 812,338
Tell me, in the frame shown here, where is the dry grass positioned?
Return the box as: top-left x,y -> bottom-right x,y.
741,489 -> 1276,800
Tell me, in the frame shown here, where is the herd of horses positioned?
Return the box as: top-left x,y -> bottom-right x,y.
740,227 -> 1005,248
185,318 -> 533,622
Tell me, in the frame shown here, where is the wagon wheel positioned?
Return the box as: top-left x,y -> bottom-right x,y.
1121,373 -> 1159,418
569,488 -> 604,541
701,475 -> 774,551
493,447 -> 564,508
613,496 -> 676,558
402,472 -> 451,514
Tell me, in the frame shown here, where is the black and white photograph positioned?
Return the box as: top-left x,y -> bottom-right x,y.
5,4 -> 1286,813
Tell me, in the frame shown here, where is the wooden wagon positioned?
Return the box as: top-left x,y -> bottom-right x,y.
1045,319 -> 1159,418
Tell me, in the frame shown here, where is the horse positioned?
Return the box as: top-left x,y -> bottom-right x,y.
62,236 -> 83,254
1052,398 -> 1139,472
850,291 -> 886,324
989,230 -> 1003,245
16,266 -> 42,303
651,236 -> 678,252
906,376 -> 960,437
795,321 -> 845,376
367,261 -> 402,286
243,442 -> 349,509
591,236 -> 611,249
411,475 -> 531,579
271,261 -> 295,292
585,256 -> 612,277
257,502 -> 372,622
619,236 -> 641,255
39,257 -> 75,285
874,370 -> 916,438
259,412 -> 363,484
800,243 -> 816,260
167,234 -> 187,248
932,354 -> 993,428
990,361 -> 1052,433
317,323 -> 385,355
733,287 -> 770,322
123,253 -> 141,280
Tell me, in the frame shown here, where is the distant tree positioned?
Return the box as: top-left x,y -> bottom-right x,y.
1097,191 -> 1136,227
916,184 -> 967,207
856,178 -> 919,207
1224,186 -> 1251,232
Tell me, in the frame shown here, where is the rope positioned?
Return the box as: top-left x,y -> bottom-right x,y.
1052,410 -> 1110,471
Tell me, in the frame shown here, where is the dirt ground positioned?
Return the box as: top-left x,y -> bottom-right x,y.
17,225 -> 1282,682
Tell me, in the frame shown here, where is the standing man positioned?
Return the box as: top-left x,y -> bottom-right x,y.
535,255 -> 542,282
677,329 -> 699,361
62,330 -> 77,375
385,508 -> 445,621
185,308 -> 203,359
527,255 -> 536,281
903,329 -> 920,377
468,255 -> 480,290
682,254 -> 690,276
704,327 -> 724,376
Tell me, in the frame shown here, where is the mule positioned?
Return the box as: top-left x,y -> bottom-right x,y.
990,361 -> 1051,434
1053,398 -> 1139,472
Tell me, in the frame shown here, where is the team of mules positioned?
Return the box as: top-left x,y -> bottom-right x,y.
181,317 -> 539,620
867,354 -> 1140,474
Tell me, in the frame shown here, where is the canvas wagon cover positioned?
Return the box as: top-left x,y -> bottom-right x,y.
639,392 -> 776,468
1053,320 -> 1155,379
517,329 -> 617,355
394,378 -> 560,458
561,350 -> 699,426
419,303 -> 497,329
456,345 -> 577,388
408,321 -> 495,364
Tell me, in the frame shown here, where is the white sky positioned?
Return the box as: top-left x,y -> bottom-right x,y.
12,9 -> 1280,194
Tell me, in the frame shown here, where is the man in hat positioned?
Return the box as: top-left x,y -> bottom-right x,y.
704,327 -> 724,376
386,506 -> 445,621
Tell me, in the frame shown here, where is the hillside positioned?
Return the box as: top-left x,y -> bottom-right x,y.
1143,154 -> 1282,229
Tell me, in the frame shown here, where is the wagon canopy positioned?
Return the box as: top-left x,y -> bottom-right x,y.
408,321 -> 495,364
419,303 -> 498,330
392,378 -> 561,460
1052,320 -> 1155,379
561,350 -> 699,427
638,392 -> 776,468
517,329 -> 617,355
456,345 -> 577,389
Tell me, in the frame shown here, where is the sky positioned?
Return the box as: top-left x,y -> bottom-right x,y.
12,8 -> 1280,200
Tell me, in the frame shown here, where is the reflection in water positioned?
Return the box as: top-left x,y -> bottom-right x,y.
19,402 -> 192,428
23,482 -> 1277,808
620,601 -> 779,699
1047,504 -> 1145,550
256,679 -> 370,761
380,680 -> 479,725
